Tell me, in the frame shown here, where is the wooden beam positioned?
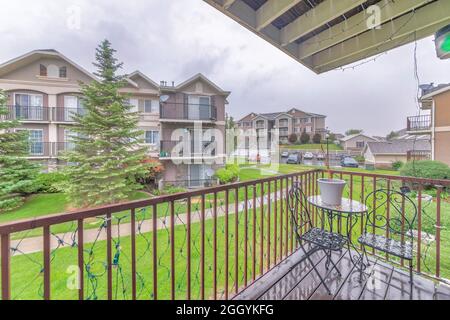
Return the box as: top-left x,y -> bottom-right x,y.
256,0 -> 302,31
298,0 -> 432,60
281,0 -> 366,45
312,0 -> 450,72
223,0 -> 237,9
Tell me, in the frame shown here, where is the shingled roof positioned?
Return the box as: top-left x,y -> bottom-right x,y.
366,140 -> 431,155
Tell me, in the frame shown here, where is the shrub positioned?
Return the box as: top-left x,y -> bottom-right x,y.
400,160 -> 450,180
312,133 -> 322,144
215,164 -> 240,184
392,161 -> 404,171
0,196 -> 24,212
34,171 -> 67,193
288,133 -> 298,144
300,132 -> 310,144
355,155 -> 365,164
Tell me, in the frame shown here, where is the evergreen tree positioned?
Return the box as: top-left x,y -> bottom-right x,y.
63,40 -> 148,207
0,90 -> 39,211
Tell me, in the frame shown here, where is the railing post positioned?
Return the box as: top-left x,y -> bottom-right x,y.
436,185 -> 443,278
1,234 -> 11,300
43,226 -> 51,300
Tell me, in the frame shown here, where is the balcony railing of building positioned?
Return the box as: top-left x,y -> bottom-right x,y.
161,178 -> 218,189
407,115 -> 432,132
1,106 -> 51,121
407,150 -> 432,161
53,107 -> 86,122
160,140 -> 217,158
0,169 -> 449,300
27,142 -> 53,157
160,102 -> 217,121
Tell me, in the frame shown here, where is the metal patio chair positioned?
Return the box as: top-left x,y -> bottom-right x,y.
359,188 -> 418,298
288,182 -> 347,295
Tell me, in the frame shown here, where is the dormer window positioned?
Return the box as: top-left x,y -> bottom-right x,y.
47,64 -> 59,77
39,64 -> 67,78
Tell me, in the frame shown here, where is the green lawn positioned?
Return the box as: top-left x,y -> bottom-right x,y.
280,143 -> 343,151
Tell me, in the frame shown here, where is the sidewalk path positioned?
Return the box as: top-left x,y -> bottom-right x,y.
11,189 -> 289,255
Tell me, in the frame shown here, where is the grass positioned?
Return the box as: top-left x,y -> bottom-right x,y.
280,143 -> 343,151
2,164 -> 449,299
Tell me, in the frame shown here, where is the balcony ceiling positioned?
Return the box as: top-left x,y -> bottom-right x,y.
203,0 -> 450,74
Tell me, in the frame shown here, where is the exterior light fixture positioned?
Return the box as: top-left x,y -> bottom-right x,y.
436,25 -> 450,60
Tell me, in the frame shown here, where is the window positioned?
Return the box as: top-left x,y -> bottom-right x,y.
144,100 -> 159,113
127,99 -> 139,113
145,131 -> 160,145
14,93 -> 44,120
47,64 -> 59,78
356,141 -> 365,148
59,66 -> 67,78
40,64 -> 47,76
29,130 -> 44,155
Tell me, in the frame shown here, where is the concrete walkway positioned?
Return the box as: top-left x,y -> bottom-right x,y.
11,189 -> 289,255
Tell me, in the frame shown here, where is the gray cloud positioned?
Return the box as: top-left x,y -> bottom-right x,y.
1,0 -> 449,136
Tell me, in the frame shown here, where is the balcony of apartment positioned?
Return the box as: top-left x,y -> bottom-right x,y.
407,150 -> 432,162
27,142 -> 53,158
1,169 -> 449,300
407,115 -> 432,134
159,102 -> 217,123
1,105 -> 51,122
159,140 -> 217,159
53,107 -> 86,123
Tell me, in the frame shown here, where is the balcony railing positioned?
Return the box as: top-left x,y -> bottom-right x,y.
407,115 -> 432,132
54,107 -> 86,122
160,140 -> 217,158
407,150 -> 432,161
161,178 -> 218,189
28,142 -> 52,157
0,169 -> 448,300
1,106 -> 50,121
160,102 -> 217,121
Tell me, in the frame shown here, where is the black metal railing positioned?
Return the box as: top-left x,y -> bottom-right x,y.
2,106 -> 50,121
407,115 -> 432,132
160,140 -> 217,158
160,102 -> 217,121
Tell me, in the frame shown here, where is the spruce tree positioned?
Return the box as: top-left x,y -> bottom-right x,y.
63,40 -> 148,207
0,90 -> 39,211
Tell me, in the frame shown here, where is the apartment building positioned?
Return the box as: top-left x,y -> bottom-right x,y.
0,49 -> 229,188
237,108 -> 327,145
406,83 -> 450,165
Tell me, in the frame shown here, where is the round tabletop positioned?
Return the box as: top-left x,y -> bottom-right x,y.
307,195 -> 367,214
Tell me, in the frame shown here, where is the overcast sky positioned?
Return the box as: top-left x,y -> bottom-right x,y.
1,0 -> 449,136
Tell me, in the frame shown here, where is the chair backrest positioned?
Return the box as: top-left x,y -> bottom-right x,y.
364,188 -> 418,243
288,182 -> 315,239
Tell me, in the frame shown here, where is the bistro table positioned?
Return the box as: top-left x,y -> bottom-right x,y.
307,195 -> 369,277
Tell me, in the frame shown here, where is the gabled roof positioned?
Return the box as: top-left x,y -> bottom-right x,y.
340,133 -> 376,142
421,83 -> 450,99
0,49 -> 97,80
172,73 -> 230,97
126,70 -> 159,89
365,140 -> 431,155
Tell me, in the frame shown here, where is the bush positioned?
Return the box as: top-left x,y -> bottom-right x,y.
400,160 -> 450,180
312,133 -> 322,144
355,155 -> 365,164
392,161 -> 404,171
0,196 -> 24,212
215,164 -> 240,184
300,132 -> 310,144
288,133 -> 298,144
34,172 -> 67,193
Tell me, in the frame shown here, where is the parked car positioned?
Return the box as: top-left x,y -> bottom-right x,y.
281,151 -> 289,158
316,153 -> 325,160
303,152 -> 314,160
287,153 -> 301,164
341,157 -> 359,168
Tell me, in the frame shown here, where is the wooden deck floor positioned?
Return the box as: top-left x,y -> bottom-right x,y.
234,249 -> 450,300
